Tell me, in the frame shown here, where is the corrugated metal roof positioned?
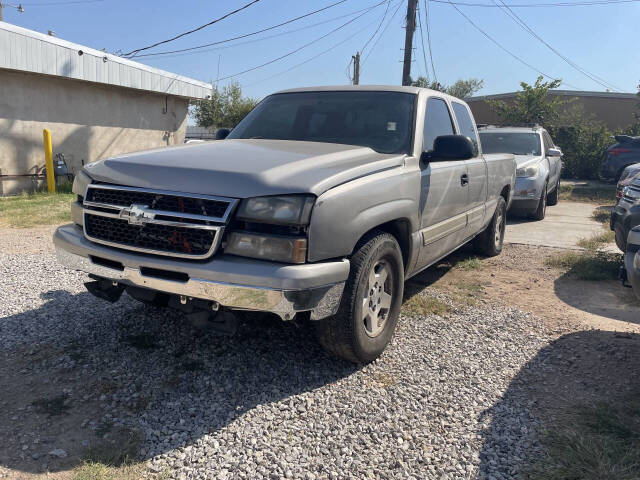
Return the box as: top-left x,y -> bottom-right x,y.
0,21 -> 212,99
468,89 -> 639,102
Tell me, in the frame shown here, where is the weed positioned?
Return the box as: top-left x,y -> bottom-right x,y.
32,393 -> 70,416
84,427 -> 142,467
456,257 -> 482,270
545,251 -> 622,281
402,295 -> 451,317
592,209 -> 612,224
577,230 -> 615,250
373,372 -> 396,388
558,183 -> 616,204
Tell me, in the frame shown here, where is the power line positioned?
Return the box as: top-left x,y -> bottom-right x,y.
122,0 -> 262,58
130,0 -> 354,59
218,0 -> 388,82
445,0 -> 581,89
423,0 -> 437,82
492,0 -> 623,91
360,0 -> 391,55
430,0 -> 640,7
416,3 -> 431,83
362,0 -> 404,65
242,11 -> 386,88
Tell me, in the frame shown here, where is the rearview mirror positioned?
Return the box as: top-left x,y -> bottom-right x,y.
547,147 -> 562,157
422,135 -> 475,163
216,128 -> 231,140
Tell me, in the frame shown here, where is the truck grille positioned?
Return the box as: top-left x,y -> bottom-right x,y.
82,185 -> 237,259
85,215 -> 217,257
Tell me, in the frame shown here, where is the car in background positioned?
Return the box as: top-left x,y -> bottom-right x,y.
611,175 -> 640,251
616,163 -> 640,202
599,135 -> 640,183
479,125 -> 562,220
622,226 -> 640,301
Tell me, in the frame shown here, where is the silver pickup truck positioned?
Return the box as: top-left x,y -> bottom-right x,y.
54,86 -> 515,363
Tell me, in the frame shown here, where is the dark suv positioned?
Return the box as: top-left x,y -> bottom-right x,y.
599,135 -> 640,183
611,175 -> 640,251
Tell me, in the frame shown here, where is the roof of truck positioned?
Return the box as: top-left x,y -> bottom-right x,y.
275,85 -> 460,102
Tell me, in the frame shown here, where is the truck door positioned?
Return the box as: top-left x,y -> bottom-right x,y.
452,101 -> 487,236
416,97 -> 470,270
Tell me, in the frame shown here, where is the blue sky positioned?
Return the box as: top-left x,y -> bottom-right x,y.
4,0 -> 640,101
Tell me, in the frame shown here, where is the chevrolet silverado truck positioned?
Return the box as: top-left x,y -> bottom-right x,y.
54,86 -> 515,363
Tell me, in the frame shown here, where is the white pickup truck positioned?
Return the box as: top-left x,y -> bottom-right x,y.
55,86 -> 515,363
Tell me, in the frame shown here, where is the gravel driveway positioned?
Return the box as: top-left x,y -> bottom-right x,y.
0,248 -> 554,480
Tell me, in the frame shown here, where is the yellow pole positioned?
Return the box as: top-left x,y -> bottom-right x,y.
43,128 -> 55,193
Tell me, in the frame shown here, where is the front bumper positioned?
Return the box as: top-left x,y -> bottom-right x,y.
54,224 -> 349,320
509,176 -> 544,211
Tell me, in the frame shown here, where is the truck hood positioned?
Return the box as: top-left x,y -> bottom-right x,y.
513,154 -> 543,168
83,139 -> 403,198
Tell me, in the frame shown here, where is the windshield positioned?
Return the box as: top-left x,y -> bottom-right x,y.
228,91 -> 416,154
479,132 -> 542,156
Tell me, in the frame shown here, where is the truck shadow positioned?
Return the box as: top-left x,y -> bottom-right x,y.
553,273 -> 640,324
0,290 -> 357,475
478,329 -> 640,478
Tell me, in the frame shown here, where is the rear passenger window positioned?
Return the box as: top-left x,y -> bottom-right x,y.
423,98 -> 455,152
452,102 -> 479,155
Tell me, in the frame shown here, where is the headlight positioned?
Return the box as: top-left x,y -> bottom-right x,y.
516,164 -> 540,178
72,170 -> 92,197
236,195 -> 315,226
225,232 -> 307,264
623,186 -> 640,204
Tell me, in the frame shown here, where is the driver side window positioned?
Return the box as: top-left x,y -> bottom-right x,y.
423,97 -> 455,152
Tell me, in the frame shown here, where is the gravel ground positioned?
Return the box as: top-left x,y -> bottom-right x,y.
0,251 -> 555,480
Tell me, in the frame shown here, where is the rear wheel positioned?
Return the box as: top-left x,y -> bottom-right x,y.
314,232 -> 403,363
547,177 -> 560,206
473,196 -> 506,257
531,181 -> 548,221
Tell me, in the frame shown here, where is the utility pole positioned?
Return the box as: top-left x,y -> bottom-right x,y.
352,52 -> 360,85
402,0 -> 418,86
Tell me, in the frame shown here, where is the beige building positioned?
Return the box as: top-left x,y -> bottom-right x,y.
0,22 -> 211,195
467,90 -> 639,130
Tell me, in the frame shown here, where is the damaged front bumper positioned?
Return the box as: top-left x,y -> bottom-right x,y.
54,224 -> 349,320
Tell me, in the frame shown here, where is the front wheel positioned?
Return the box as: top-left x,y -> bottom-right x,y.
531,181 -> 548,221
547,178 -> 560,206
314,231 -> 404,363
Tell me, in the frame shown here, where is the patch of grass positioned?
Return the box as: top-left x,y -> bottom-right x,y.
72,462 -> 144,480
545,250 -> 622,281
559,183 -> 617,204
84,427 -> 142,467
592,209 -> 612,224
32,393 -> 70,416
577,230 -> 616,250
526,392 -> 640,480
455,256 -> 482,270
123,333 -> 157,350
402,294 -> 451,317
0,190 -> 74,227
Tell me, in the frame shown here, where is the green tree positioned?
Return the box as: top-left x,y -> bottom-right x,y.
192,82 -> 258,129
411,77 -> 484,99
488,76 -> 564,126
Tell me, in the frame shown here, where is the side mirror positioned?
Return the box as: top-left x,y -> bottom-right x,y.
215,128 -> 231,140
422,135 -> 475,163
547,147 -> 562,157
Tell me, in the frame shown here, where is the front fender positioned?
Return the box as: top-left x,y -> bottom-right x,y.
307,166 -> 420,262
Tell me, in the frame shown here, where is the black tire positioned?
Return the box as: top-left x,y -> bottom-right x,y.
547,177 -> 560,206
314,231 -> 404,364
473,196 -> 507,257
531,181 -> 548,221
615,227 -> 627,252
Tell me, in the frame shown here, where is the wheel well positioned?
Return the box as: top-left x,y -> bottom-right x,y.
354,219 -> 412,271
500,185 -> 510,202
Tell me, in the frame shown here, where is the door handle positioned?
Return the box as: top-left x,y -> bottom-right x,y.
460,173 -> 469,186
